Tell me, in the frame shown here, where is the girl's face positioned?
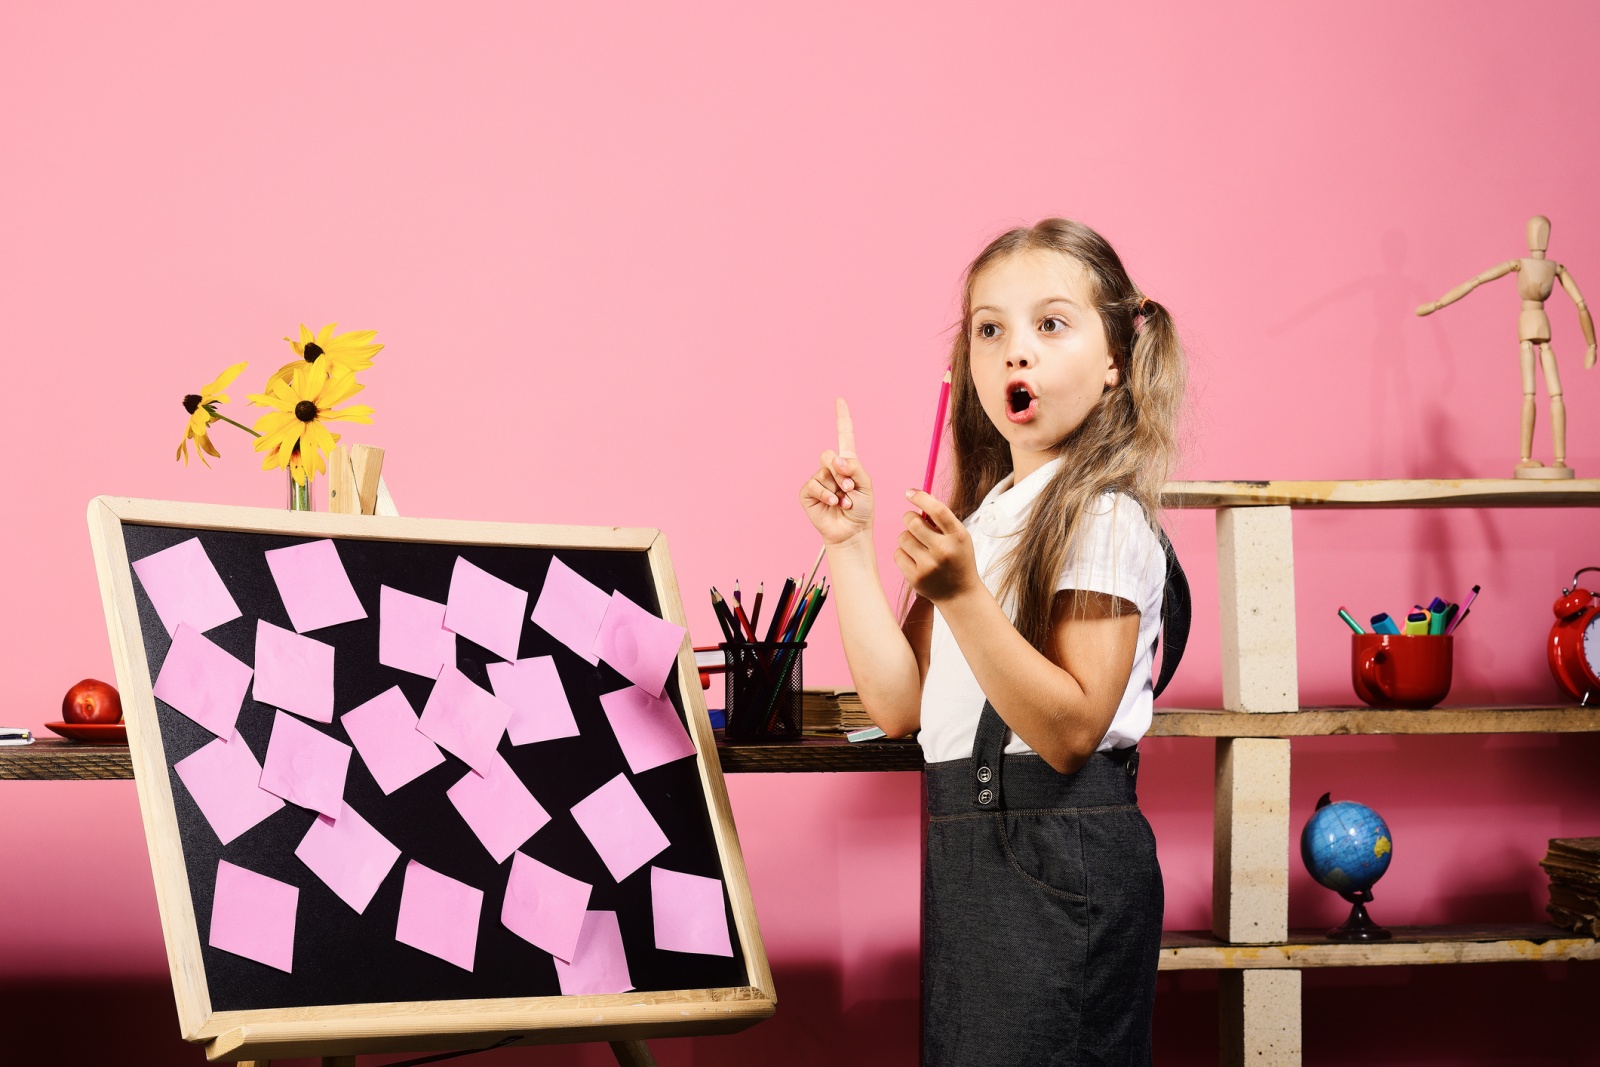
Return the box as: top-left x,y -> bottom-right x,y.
967,249 -> 1118,475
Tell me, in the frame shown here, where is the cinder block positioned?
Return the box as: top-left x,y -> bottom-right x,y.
1213,737 -> 1290,943
1217,506 -> 1298,713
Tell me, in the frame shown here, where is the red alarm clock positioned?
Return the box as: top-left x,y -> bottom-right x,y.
1549,567 -> 1600,704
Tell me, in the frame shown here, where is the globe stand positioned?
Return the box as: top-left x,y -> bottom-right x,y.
1327,888 -> 1391,941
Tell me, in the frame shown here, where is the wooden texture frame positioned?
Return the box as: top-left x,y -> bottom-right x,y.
86,496 -> 775,1062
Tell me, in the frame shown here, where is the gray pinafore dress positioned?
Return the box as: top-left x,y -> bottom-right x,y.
922,700 -> 1164,1066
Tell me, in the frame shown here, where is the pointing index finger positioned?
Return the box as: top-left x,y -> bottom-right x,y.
836,397 -> 857,458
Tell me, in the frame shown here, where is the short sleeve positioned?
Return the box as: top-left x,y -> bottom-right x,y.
1054,493 -> 1165,616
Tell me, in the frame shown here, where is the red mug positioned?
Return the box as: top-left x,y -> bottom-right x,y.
1352,634 -> 1452,709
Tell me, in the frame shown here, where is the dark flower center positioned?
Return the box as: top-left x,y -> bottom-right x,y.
295,401 -> 319,423
303,342 -> 324,363
182,394 -> 202,414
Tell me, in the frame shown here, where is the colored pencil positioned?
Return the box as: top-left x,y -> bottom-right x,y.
709,588 -> 738,645
711,588 -> 744,643
749,582 -> 764,635
922,368 -> 952,495
764,578 -> 796,643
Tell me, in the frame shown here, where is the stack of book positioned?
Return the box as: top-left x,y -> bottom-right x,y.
800,689 -> 873,735
1540,838 -> 1600,936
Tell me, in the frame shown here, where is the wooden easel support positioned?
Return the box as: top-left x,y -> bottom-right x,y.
291,445 -> 658,1067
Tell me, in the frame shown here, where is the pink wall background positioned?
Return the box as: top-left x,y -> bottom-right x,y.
4,2 -> 1600,1063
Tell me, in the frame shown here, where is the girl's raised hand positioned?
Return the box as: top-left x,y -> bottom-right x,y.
896,489 -> 979,603
800,398 -> 876,546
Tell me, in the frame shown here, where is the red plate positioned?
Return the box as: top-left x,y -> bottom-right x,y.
45,721 -> 127,744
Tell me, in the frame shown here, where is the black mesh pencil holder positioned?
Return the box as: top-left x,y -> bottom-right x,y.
722,641 -> 806,741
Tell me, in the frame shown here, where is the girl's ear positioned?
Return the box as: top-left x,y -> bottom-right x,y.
1104,349 -> 1120,389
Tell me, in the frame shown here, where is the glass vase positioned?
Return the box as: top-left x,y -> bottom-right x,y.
287,452 -> 313,511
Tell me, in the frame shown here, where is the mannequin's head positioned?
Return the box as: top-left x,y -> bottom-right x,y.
1527,215 -> 1551,258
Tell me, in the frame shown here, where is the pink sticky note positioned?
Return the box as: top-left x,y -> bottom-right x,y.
253,620 -> 335,723
174,729 -> 285,844
594,592 -> 687,697
553,911 -> 633,995
446,754 -> 552,863
599,685 -> 695,775
487,657 -> 580,746
418,666 -> 513,775
264,539 -> 367,633
443,558 -> 528,662
152,623 -> 253,737
342,686 -> 445,794
570,774 -> 669,882
395,860 -> 482,971
131,537 -> 241,636
651,867 -> 734,957
501,853 -> 592,963
258,710 -> 353,818
295,802 -> 402,914
530,558 -> 610,665
379,585 -> 455,679
209,860 -> 297,973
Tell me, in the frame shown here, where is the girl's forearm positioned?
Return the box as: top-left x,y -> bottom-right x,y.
825,534 -> 923,736
935,586 -> 1104,772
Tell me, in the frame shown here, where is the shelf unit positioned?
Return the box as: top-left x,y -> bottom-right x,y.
1156,477 -> 1600,1065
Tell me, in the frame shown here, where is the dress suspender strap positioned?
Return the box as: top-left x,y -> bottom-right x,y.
971,700 -> 1007,810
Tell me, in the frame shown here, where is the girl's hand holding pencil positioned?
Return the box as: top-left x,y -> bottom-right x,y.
896,489 -> 978,603
801,398 -> 876,545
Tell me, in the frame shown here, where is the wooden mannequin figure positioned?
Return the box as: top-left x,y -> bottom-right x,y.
1417,215 -> 1597,479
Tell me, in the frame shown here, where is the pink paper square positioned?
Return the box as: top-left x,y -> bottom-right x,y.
379,585 -> 455,679
341,686 -> 445,794
486,657 -> 580,746
530,558 -> 610,665
131,537 -> 241,636
570,774 -> 669,882
395,860 -> 482,971
651,867 -> 734,956
553,911 -> 633,995
418,666 -> 513,775
258,710 -> 352,818
173,729 -> 285,845
264,539 -> 368,633
253,620 -> 335,723
594,592 -> 687,697
501,853 -> 592,963
152,622 -> 253,737
209,860 -> 297,973
443,558 -> 528,662
446,754 -> 551,863
295,802 -> 402,914
599,685 -> 695,775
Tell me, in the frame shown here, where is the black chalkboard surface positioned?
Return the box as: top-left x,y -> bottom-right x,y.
88,498 -> 773,1062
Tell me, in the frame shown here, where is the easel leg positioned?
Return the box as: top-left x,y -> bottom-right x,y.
610,1040 -> 657,1066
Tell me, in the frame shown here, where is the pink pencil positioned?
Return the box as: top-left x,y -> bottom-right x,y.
921,368 -> 952,495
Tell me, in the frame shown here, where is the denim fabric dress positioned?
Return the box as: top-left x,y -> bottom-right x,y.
922,700 -> 1164,1066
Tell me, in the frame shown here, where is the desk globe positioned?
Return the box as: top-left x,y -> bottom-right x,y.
1300,792 -> 1394,941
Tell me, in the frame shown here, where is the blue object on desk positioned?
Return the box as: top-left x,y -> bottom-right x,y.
708,708 -> 726,729
1370,613 -> 1401,635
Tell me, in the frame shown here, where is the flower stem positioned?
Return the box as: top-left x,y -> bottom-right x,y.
205,405 -> 261,438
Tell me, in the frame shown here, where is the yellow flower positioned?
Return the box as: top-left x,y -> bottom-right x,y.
175,362 -> 248,467
268,322 -> 382,387
250,360 -> 374,484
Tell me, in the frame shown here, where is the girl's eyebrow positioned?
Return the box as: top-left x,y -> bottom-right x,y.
971,297 -> 1082,317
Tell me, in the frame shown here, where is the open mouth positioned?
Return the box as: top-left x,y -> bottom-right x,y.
1005,382 -> 1037,423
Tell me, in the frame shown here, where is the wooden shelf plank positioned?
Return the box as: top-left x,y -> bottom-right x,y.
1150,705 -> 1600,736
1158,923 -> 1600,969
1162,478 -> 1600,510
0,735 -> 927,781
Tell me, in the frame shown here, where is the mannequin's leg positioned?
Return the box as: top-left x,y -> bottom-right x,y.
1519,341 -> 1541,467
1541,343 -> 1567,467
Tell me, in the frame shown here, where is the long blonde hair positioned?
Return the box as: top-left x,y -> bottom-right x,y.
946,218 -> 1185,652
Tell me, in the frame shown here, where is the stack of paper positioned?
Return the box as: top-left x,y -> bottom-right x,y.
1541,838 -> 1600,936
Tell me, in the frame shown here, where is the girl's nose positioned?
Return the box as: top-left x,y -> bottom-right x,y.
1005,347 -> 1032,369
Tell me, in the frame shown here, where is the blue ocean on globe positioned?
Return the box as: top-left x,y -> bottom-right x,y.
1300,798 -> 1393,893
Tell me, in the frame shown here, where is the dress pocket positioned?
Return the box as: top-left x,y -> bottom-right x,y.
999,811 -> 1088,901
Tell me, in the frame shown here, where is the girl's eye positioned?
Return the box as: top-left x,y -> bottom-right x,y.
1040,316 -> 1067,333
976,322 -> 1000,340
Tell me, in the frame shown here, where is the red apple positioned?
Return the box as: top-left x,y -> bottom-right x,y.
63,678 -> 122,724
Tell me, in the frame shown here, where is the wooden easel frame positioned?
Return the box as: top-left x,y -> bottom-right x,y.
86,453 -> 775,1064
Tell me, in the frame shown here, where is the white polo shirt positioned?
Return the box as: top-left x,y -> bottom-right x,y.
917,458 -> 1166,765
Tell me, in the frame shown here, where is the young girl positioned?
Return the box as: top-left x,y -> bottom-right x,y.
799,218 -> 1184,1065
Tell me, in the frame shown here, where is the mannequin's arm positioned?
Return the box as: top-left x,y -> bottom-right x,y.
1557,264 -> 1597,368
1416,260 -> 1519,316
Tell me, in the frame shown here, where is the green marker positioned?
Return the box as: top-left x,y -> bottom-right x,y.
1338,607 -> 1365,634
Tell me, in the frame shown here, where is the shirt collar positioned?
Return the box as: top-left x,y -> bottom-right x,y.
979,456 -> 1066,523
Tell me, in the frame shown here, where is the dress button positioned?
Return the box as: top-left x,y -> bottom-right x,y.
976,766 -> 992,783
978,788 -> 994,806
